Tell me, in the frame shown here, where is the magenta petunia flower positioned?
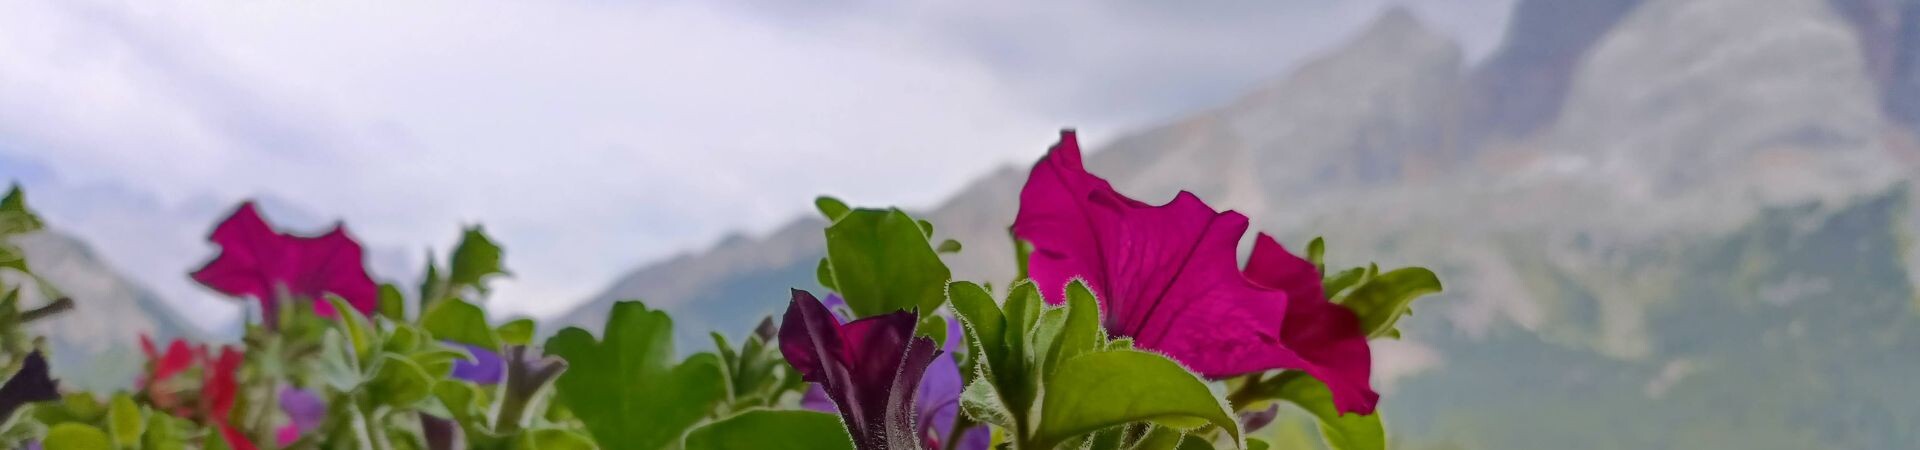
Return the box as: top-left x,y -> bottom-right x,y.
799,296 -> 989,450
191,202 -> 378,319
780,290 -> 943,450
1244,234 -> 1377,414
1011,130 -> 1378,414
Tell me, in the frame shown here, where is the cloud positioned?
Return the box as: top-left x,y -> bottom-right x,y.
0,0 -> 1510,326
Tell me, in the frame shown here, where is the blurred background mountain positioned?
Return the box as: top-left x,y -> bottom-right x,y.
552,0 -> 1920,448
9,0 -> 1920,448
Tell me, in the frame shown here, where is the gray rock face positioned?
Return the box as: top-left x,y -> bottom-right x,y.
8,231 -> 196,391
1828,0 -> 1920,132
1465,0 -> 1645,144
1550,0 -> 1901,203
1226,8 -> 1467,195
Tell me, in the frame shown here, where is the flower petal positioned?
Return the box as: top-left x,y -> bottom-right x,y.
279,387 -> 326,435
190,202 -> 378,318
1013,132 -> 1291,376
0,352 -> 60,420
449,342 -> 505,384
779,290 -> 942,450
1245,235 -> 1377,415
204,347 -> 244,420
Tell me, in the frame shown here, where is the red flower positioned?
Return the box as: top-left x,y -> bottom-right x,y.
203,347 -> 243,421
1012,130 -> 1378,414
191,202 -> 378,318
138,335 -> 197,387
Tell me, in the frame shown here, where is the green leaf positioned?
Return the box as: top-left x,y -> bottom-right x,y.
422,298 -> 501,349
449,226 -> 508,295
0,184 -> 45,236
814,196 -> 852,222
684,410 -> 853,450
1336,267 -> 1442,339
1176,436 -> 1218,450
1247,438 -> 1271,450
1275,375 -> 1384,450
1322,267 -> 1369,300
419,257 -> 444,308
1002,281 -> 1043,364
959,379 -> 1015,430
316,330 -> 363,391
814,258 -> 837,292
1034,350 -> 1241,450
822,208 -> 952,318
142,412 -> 189,450
512,428 -> 599,450
1045,281 -> 1105,373
945,281 -> 1005,364
1306,237 -> 1326,273
369,353 -> 435,409
1127,425 -> 1187,450
43,423 -> 112,450
917,314 -> 948,347
497,319 -> 536,346
328,295 -> 377,365
434,381 -> 488,429
108,393 -> 143,447
937,239 -> 963,253
377,283 -> 407,322
545,301 -> 727,450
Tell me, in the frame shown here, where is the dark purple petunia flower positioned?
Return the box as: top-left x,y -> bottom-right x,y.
449,342 -> 505,385
780,290 -> 942,450
800,295 -> 988,450
0,352 -> 59,420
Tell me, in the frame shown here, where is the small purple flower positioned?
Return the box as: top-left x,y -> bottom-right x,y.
276,387 -> 326,446
449,341 -> 504,384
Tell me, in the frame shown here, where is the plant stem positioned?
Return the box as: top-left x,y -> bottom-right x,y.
18,297 -> 72,323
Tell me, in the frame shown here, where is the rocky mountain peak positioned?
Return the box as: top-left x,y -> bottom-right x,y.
1465,0 -> 1645,145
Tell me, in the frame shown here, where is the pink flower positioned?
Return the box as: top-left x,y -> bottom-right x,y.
191,202 -> 377,318
1011,130 -> 1377,414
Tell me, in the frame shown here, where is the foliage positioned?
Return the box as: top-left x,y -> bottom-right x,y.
0,130 -> 1445,449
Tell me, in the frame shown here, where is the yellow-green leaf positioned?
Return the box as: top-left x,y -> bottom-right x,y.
1035,350 -> 1241,450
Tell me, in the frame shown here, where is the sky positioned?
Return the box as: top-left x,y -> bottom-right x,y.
0,0 -> 1512,332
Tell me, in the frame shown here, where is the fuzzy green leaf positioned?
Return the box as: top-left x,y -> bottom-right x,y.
1034,350 -> 1242,450
814,196 -> 852,222
497,319 -> 536,346
684,410 -> 854,450
422,298 -> 501,349
1335,267 -> 1442,339
449,226 -> 508,295
1275,375 -> 1384,450
822,208 -> 951,318
369,353 -> 435,409
107,393 -> 143,447
377,283 -> 407,322
546,301 -> 727,450
44,423 -> 112,450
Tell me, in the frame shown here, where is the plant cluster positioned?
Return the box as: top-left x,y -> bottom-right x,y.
0,131 -> 1440,449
